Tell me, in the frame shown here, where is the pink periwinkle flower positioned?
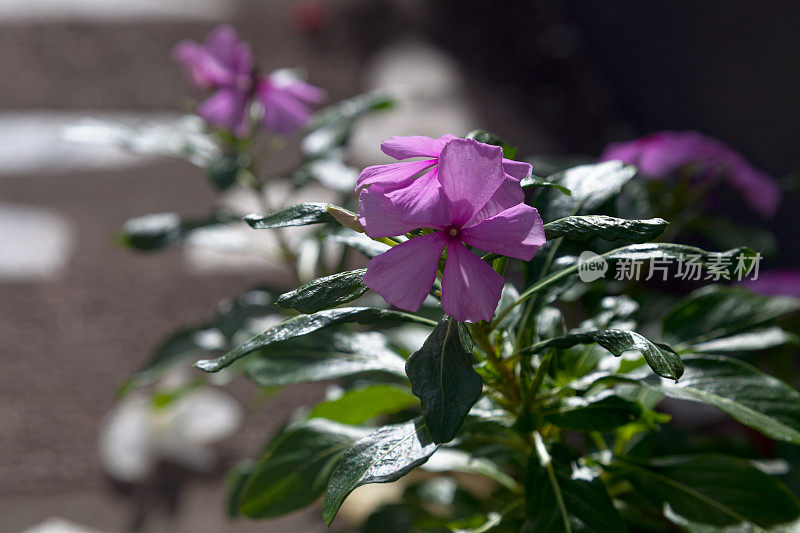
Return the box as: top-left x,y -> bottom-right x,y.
254,70 -> 327,136
173,25 -> 255,137
744,270 -> 800,298
358,138 -> 545,323
173,26 -> 325,137
600,131 -> 780,217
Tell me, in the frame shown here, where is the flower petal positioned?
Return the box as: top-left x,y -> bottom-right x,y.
461,204 -> 545,261
381,134 -> 458,160
465,176 -> 525,226
204,25 -> 253,75
364,233 -> 447,312
438,138 -> 506,226
358,186 -> 424,238
172,41 -> 232,88
441,242 -> 505,322
502,158 -> 532,180
355,159 -> 438,191
724,153 -> 781,217
386,167 -> 452,230
256,81 -> 313,136
197,88 -> 249,137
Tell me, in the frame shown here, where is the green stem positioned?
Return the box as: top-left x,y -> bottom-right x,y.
533,431 -> 571,533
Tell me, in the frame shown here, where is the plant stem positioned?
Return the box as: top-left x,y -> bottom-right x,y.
533,431 -> 571,533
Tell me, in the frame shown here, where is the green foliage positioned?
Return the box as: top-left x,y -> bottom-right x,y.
113,116 -> 800,533
405,318 -> 482,443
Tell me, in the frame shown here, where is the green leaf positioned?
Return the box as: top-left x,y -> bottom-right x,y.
196,307 -> 434,372
527,329 -> 683,382
328,231 -> 390,258
523,455 -> 625,532
309,385 -> 419,425
465,129 -> 518,159
636,354 -> 800,445
502,244 -> 754,328
303,91 -> 394,158
543,391 -> 643,432
405,318 -> 482,443
688,327 -> 798,353
238,419 -> 368,519
323,418 -> 438,525
422,448 -> 519,491
538,160 -> 637,220
244,332 -> 408,386
244,202 -> 335,230
207,152 -> 249,190
664,285 -> 800,345
132,325 -> 224,384
117,211 -> 234,251
277,269 -> 368,314
226,460 -> 255,518
520,175 -> 572,195
544,216 -> 668,243
606,455 -> 800,529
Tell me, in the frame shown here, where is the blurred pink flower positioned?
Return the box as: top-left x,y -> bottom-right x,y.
359,138 -> 544,322
600,131 -> 781,217
744,270 -> 800,298
173,25 -> 255,136
174,27 -> 324,137
254,70 -> 327,136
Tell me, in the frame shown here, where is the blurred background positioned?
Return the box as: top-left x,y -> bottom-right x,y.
1,0 -> 798,531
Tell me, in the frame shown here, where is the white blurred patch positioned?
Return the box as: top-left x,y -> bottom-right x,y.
0,202 -> 75,281
98,387 -> 242,483
0,0 -> 231,21
0,112 -> 192,177
349,39 -> 479,165
22,518 -> 104,533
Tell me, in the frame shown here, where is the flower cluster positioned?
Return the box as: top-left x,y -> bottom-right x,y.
357,136 -> 545,323
173,25 -> 326,138
600,130 -> 780,217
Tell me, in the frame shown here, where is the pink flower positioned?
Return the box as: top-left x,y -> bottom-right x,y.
173,26 -> 325,137
356,134 -> 532,194
744,270 -> 800,298
359,138 -> 545,323
600,131 -> 781,217
254,70 -> 327,136
173,25 -> 255,136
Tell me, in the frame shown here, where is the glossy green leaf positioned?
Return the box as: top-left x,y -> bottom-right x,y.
543,391 -> 643,432
664,285 -> 800,344
244,203 -> 335,230
226,460 -> 255,518
244,332 -> 408,386
117,211 -> 235,251
544,216 -> 668,243
637,354 -> 800,445
607,455 -> 800,529
528,329 -> 683,382
689,327 -> 798,353
465,129 -> 518,159
238,419 -> 368,519
538,160 -> 637,220
309,385 -> 419,425
520,175 -> 571,195
323,418 -> 438,525
405,318 -> 482,443
196,307 -> 434,372
277,269 -> 368,314
523,455 -> 625,532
